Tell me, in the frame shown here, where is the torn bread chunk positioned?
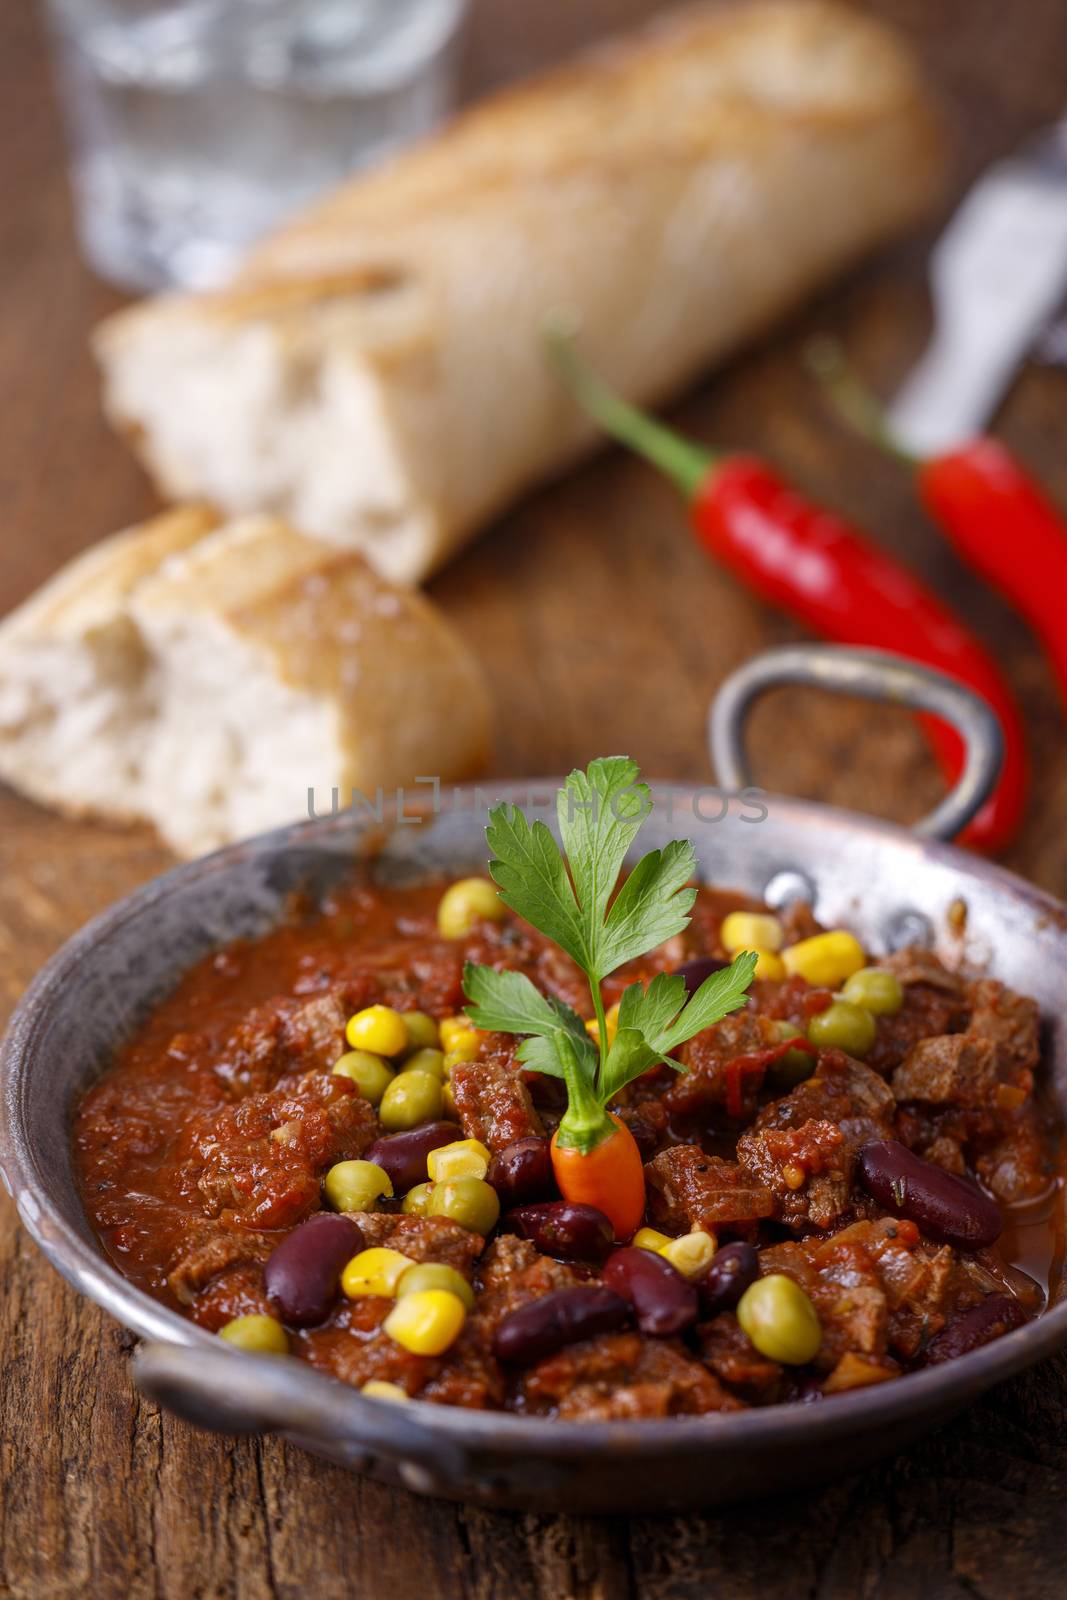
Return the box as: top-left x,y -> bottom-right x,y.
94,0 -> 945,584
0,511 -> 491,857
0,507 -> 214,822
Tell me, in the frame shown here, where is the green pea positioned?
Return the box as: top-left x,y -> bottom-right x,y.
807,999 -> 877,1058
396,1261 -> 476,1312
379,1069 -> 443,1131
218,1314 -> 289,1355
402,1181 -> 435,1217
841,967 -> 904,1017
428,1175 -> 501,1235
400,1047 -> 446,1080
402,1011 -> 440,1053
737,1275 -> 821,1365
332,1050 -> 394,1105
769,1021 -> 816,1088
324,1158 -> 393,1213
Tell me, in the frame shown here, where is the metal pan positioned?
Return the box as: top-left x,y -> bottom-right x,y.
2,644 -> 1065,1514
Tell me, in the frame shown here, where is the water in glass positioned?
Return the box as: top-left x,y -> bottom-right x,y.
45,0 -> 467,291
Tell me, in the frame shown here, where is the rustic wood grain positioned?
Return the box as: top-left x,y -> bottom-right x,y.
2,1 -> 1067,1596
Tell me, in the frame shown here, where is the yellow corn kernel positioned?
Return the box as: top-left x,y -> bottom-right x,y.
427,1138 -> 491,1182
782,1164 -> 806,1191
721,911 -> 784,954
440,1016 -> 481,1055
341,1247 -> 416,1300
659,1230 -> 717,1278
383,1289 -> 467,1356
443,1041 -> 481,1075
441,1081 -> 458,1117
781,930 -> 866,989
361,1380 -> 410,1403
633,1227 -> 672,1253
345,1004 -> 409,1058
586,1001 -> 621,1047
752,948 -> 786,981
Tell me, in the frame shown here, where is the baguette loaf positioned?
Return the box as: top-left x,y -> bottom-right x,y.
94,0 -> 944,585
0,513 -> 491,857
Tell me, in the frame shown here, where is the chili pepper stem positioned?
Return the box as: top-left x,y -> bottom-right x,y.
553,1030 -> 616,1154
803,337 -> 918,466
546,319 -> 715,499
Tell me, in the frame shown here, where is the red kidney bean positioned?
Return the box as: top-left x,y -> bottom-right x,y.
488,1137 -> 554,1207
263,1212 -> 363,1328
674,957 -> 728,998
602,1246 -> 698,1336
858,1139 -> 1003,1250
494,1287 -> 631,1365
366,1122 -> 457,1193
922,1294 -> 1028,1365
697,1241 -> 760,1317
504,1201 -> 614,1263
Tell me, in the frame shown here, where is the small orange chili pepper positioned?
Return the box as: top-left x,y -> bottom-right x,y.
550,1115 -> 645,1242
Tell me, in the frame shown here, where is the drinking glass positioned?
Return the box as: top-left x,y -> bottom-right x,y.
44,0 -> 469,291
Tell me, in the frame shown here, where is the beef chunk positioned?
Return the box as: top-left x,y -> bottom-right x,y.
891,1035 -> 1000,1110
168,1228 -> 274,1305
965,978 -> 1040,1074
736,1119 -> 853,1230
779,1218 -> 974,1363
663,1013 -> 781,1124
645,1147 -> 775,1233
183,1073 -> 377,1229
473,1235 -> 579,1325
865,949 -> 970,1076
696,1314 -> 783,1401
881,948 -> 964,993
213,1002 -> 290,1097
355,1212 -> 484,1275
214,992 -> 353,1096
280,994 -> 349,1073
778,901 -> 823,946
976,1104 -> 1054,1204
187,1262 -> 275,1331
922,1134 -> 968,1175
613,1098 -> 669,1160
520,1332 -> 743,1418
450,1036 -> 544,1150
755,1050 -> 895,1148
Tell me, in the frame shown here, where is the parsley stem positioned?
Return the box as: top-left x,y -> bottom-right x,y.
590,980 -> 610,1097
546,321 -> 716,500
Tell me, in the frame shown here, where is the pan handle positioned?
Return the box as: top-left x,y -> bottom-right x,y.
709,644 -> 1004,843
132,1340 -> 472,1486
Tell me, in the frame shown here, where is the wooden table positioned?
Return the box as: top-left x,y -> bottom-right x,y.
3,2 -> 1067,1595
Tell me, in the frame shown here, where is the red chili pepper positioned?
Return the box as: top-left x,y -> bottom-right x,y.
917,439 -> 1067,709
809,341 -> 1067,787
549,332 -> 1027,852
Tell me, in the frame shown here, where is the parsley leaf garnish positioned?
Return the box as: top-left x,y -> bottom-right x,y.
463,757 -> 757,1152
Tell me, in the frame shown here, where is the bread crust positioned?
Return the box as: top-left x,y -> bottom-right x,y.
95,1 -> 946,583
